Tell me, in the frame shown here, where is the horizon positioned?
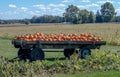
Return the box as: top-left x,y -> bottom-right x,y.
0,0 -> 120,20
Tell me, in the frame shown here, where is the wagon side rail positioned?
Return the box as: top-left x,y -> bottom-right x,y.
12,40 -> 106,49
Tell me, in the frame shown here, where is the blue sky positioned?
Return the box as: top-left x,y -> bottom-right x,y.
0,0 -> 120,19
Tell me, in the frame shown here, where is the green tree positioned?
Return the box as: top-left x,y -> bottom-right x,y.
78,9 -> 89,24
31,16 -> 38,23
96,10 -> 103,23
24,19 -> 30,25
63,5 -> 80,24
0,20 -> 4,24
88,11 -> 95,23
115,16 -> 120,22
100,2 -> 116,22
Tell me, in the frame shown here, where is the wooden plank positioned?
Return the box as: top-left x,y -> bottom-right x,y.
13,40 -> 106,45
12,40 -> 106,48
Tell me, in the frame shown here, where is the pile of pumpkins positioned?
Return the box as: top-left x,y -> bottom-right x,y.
14,33 -> 102,41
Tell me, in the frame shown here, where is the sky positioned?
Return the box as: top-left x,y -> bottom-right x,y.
0,0 -> 120,19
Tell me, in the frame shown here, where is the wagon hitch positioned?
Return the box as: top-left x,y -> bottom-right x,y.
8,55 -> 23,62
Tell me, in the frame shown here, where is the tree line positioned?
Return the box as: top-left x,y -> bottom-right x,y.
0,2 -> 120,24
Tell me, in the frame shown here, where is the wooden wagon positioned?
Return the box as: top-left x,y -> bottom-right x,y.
12,40 -> 106,61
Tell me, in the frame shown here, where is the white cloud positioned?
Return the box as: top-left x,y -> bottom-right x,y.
9,4 -> 16,8
51,8 -> 64,13
33,4 -> 66,13
3,11 -> 19,16
33,4 -> 45,8
106,0 -> 114,3
97,0 -> 114,4
62,0 -> 90,3
81,0 -> 90,3
49,4 -> 66,7
6,7 -> 28,16
77,3 -> 99,9
35,10 -> 40,13
62,0 -> 72,3
21,7 -> 28,11
29,10 -> 43,16
33,4 -> 50,11
77,5 -> 86,9
87,3 -> 99,7
20,7 -> 28,12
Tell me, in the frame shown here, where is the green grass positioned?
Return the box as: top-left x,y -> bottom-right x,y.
0,39 -> 17,59
0,39 -> 64,60
0,39 -> 120,59
51,71 -> 120,77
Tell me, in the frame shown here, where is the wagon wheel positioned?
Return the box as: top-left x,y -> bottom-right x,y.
30,47 -> 45,61
64,48 -> 75,59
80,47 -> 91,59
18,48 -> 31,60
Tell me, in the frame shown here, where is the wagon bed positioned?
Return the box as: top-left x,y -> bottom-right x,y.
12,40 -> 106,61
12,40 -> 106,49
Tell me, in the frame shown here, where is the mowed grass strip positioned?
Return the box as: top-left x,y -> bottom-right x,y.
0,39 -> 17,59
51,71 -> 120,77
0,39 -> 64,59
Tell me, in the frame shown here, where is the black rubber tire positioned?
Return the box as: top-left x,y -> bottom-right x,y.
18,48 -> 31,60
64,48 -> 75,59
81,47 -> 91,59
30,47 -> 45,61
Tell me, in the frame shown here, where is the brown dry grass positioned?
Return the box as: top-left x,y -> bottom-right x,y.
0,23 -> 120,39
